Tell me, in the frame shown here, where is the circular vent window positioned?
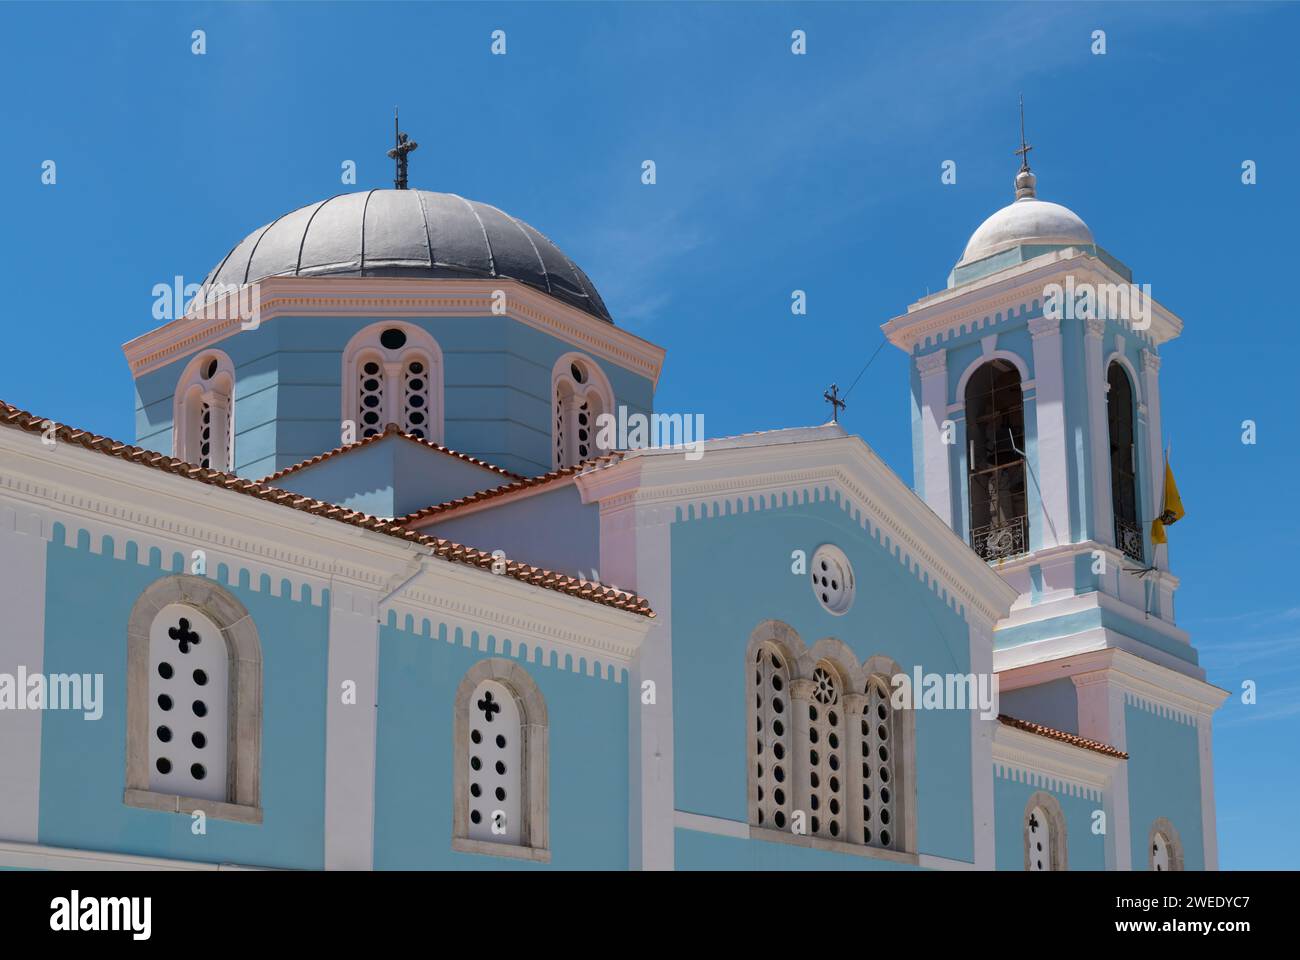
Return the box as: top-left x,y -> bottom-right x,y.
810,544 -> 855,615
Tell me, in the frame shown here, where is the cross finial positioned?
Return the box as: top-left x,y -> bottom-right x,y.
1014,93 -> 1033,173
387,107 -> 418,190
823,383 -> 846,423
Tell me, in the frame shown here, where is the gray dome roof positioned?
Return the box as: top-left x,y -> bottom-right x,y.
199,189 -> 613,323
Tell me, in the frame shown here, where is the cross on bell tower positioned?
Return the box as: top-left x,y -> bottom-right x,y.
823,383 -> 846,423
387,108 -> 418,190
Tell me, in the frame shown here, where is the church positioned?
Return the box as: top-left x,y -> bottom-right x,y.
0,129 -> 1227,871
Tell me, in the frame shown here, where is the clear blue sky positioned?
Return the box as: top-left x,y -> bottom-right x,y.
1,2 -> 1296,869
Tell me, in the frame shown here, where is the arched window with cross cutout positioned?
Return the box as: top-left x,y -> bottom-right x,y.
1023,791 -> 1068,871
452,659 -> 549,861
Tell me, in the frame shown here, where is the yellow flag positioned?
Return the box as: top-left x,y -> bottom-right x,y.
1150,455 -> 1185,545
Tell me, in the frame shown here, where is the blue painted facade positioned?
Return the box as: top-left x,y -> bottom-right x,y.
134,315 -> 654,479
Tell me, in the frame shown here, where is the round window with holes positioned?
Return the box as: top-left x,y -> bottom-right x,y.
810,544 -> 855,615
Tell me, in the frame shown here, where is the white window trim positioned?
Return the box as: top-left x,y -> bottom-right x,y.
452,658 -> 549,862
172,350 -> 236,471
745,622 -> 918,859
1148,816 -> 1185,871
552,351 -> 614,469
1023,790 -> 1068,871
124,575 -> 262,824
341,322 -> 444,442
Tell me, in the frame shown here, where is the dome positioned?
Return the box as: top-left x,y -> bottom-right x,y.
199,189 -> 613,323
958,173 -> 1094,267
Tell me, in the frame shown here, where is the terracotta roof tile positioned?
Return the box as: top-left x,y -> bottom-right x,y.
398,451 -> 626,527
0,401 -> 652,618
997,714 -> 1128,759
259,422 -> 521,485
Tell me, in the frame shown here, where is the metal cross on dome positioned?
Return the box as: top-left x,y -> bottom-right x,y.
1014,94 -> 1033,172
387,107 -> 418,190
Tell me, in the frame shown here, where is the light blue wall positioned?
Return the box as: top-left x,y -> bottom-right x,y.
1000,678 -> 1079,735
675,828 -> 917,870
37,528 -> 329,869
669,489 -> 976,863
1125,702 -> 1204,870
272,433 -> 504,518
134,315 -> 656,478
426,485 -> 600,581
372,616 -> 629,869
994,772 -> 1107,870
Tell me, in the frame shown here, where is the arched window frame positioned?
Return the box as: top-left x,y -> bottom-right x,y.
859,654 -> 916,853
452,658 -> 550,862
1105,358 -> 1144,563
746,626 -> 795,832
124,575 -> 262,823
173,350 -> 236,471
1023,790 -> 1068,871
745,622 -> 917,859
552,352 -> 614,469
341,322 -> 444,442
1148,816 -> 1185,871
962,356 -> 1030,561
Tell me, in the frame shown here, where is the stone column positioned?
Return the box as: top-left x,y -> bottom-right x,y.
916,350 -> 953,527
383,360 -> 404,429
790,678 -> 818,838
1028,316 -> 1071,548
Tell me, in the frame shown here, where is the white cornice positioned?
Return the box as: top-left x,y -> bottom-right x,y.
121,277 -> 667,386
993,722 -> 1120,795
996,647 -> 1229,719
882,249 -> 1184,352
0,428 -> 651,661
575,433 -> 1020,626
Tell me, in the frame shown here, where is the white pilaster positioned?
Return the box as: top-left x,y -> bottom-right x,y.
1072,669 -> 1131,869
1028,316 -> 1070,548
968,617 -> 996,869
0,506 -> 47,843
916,350 -> 953,527
1197,715 -> 1220,869
323,582 -> 380,869
1084,318 -> 1113,545
1141,349 -> 1168,571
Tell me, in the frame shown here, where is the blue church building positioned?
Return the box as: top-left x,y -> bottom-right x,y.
0,148 -> 1226,870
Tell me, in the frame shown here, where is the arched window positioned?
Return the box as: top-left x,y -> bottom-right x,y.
965,359 -> 1028,560
552,353 -> 614,469
125,576 -> 262,822
861,677 -> 896,849
1107,362 -> 1143,562
342,323 -> 443,441
750,642 -> 792,830
453,659 -> 549,861
807,662 -> 846,840
174,351 -> 235,471
1023,792 -> 1068,871
1149,817 -> 1184,871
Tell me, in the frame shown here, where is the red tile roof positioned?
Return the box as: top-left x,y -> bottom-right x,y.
0,401 -> 653,618
997,714 -> 1128,759
398,451 -> 626,527
259,422 -> 521,485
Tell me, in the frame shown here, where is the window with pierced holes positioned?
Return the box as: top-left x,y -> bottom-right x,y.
810,545 -> 855,615
861,679 -> 896,849
553,358 -> 610,468
148,604 -> 229,803
1026,805 -> 1053,871
403,359 -> 430,439
1152,832 -> 1171,871
199,402 -> 214,468
467,679 -> 522,845
807,665 -> 845,839
752,645 -> 791,830
358,358 -> 385,439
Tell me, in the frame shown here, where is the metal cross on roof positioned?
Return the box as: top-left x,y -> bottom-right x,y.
1014,94 -> 1033,172
387,107 -> 418,190
823,383 -> 846,423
